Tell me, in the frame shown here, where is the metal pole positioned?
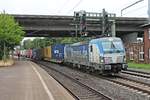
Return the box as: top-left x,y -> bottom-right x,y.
3,42 -> 6,61
102,9 -> 105,35
111,20 -> 116,37
148,0 -> 150,23
121,0 -> 144,16
75,24 -> 78,37
3,11 -> 6,61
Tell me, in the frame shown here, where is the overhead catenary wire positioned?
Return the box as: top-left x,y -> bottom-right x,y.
121,0 -> 144,16
122,5 -> 147,16
57,0 -> 70,13
67,0 -> 83,14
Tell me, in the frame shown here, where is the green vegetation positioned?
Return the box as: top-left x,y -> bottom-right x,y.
22,37 -> 91,49
128,62 -> 150,70
0,12 -> 25,60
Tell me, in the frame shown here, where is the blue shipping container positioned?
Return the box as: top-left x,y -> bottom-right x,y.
32,48 -> 43,60
64,42 -> 89,64
51,44 -> 65,62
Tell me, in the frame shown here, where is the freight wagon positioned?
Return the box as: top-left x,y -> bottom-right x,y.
42,44 -> 65,63
26,49 -> 32,58
43,46 -> 51,61
32,48 -> 43,60
51,44 -> 65,63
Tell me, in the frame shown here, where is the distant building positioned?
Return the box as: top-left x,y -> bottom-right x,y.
125,23 -> 150,63
125,42 -> 144,63
142,24 -> 150,63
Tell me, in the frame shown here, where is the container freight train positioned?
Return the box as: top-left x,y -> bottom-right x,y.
30,37 -> 128,74
42,44 -> 65,63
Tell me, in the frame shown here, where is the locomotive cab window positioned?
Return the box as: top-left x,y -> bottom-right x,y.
90,45 -> 93,52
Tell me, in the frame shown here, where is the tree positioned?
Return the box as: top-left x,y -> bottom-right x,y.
22,37 -> 91,49
23,39 -> 33,49
0,12 -> 25,60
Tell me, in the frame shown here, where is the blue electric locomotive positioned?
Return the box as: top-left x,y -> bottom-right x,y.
64,37 -> 128,74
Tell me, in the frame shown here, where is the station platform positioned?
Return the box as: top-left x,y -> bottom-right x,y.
0,60 -> 75,100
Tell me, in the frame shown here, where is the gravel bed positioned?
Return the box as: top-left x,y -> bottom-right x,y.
41,61 -> 150,100
40,64 -> 110,100
120,73 -> 150,86
127,68 -> 150,74
122,71 -> 150,78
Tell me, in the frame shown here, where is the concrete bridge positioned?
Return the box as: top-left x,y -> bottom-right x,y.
13,14 -> 148,39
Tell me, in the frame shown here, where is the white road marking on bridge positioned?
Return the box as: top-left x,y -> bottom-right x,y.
29,62 -> 55,100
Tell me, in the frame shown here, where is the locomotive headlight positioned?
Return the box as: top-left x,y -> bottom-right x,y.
123,56 -> 126,62
100,57 -> 104,63
101,59 -> 104,63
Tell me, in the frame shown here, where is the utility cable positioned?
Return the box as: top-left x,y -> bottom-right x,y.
122,5 -> 147,16
67,0 -> 83,14
57,0 -> 70,13
121,0 -> 144,16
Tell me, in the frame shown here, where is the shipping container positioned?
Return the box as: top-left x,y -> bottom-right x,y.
32,48 -> 43,60
51,44 -> 65,63
32,49 -> 36,59
20,50 -> 26,57
26,49 -> 32,58
43,46 -> 51,61
64,42 -> 89,65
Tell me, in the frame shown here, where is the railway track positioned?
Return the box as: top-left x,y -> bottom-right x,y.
121,70 -> 150,79
101,75 -> 150,95
37,61 -> 112,100
34,60 -> 150,99
127,68 -> 150,75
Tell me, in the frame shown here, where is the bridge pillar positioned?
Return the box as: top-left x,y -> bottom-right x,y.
111,20 -> 116,37
122,32 -> 138,43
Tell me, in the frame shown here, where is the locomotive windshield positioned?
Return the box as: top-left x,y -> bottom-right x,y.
101,40 -> 124,54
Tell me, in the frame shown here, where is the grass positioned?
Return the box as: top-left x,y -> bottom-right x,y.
128,62 -> 150,70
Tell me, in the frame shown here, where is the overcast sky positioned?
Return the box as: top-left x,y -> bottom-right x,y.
0,0 -> 148,17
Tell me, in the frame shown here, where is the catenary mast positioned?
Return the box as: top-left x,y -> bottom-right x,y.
148,0 -> 150,23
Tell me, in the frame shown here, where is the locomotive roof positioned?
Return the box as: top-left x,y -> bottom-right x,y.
66,37 -> 122,46
90,37 -> 121,42
71,41 -> 88,46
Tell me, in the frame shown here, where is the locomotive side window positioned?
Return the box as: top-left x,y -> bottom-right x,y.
90,45 -> 93,52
